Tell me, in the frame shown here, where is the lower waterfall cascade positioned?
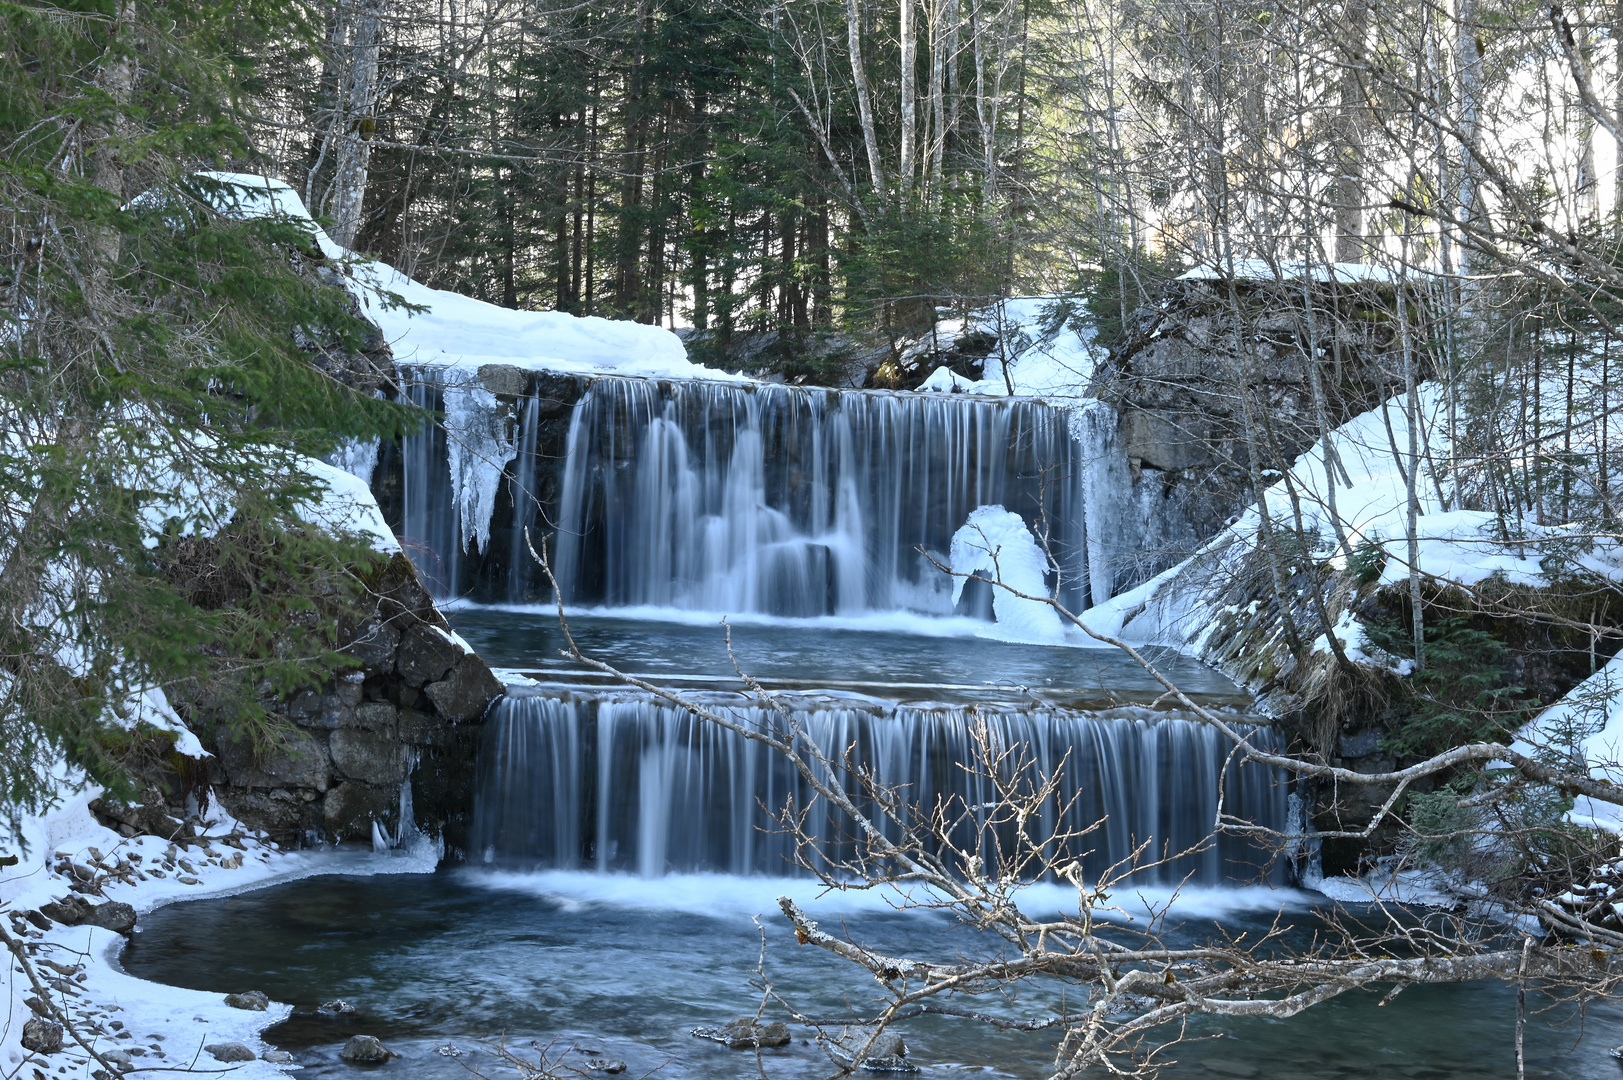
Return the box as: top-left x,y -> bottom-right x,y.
470,691 -> 1288,886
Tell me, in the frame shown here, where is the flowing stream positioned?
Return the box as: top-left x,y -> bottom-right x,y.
121,371 -> 1611,1075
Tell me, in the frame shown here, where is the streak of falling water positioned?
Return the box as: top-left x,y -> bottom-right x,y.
472,693 -> 1288,886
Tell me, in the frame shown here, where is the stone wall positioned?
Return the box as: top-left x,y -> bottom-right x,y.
199,552 -> 502,852
1089,273 -> 1413,582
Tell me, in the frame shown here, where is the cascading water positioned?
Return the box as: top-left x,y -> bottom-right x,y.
381,371 -> 1095,616
471,691 -> 1287,886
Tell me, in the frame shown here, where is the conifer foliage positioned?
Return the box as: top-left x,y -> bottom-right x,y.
0,0 -> 414,810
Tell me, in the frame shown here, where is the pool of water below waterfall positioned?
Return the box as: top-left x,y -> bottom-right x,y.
120,869 -> 1623,1080
446,607 -> 1245,703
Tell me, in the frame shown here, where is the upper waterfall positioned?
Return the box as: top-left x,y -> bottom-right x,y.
379,371 -> 1120,620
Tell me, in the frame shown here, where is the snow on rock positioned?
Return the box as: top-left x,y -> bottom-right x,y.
326,435 -> 380,487
0,776 -> 435,1078
198,172 -> 735,382
294,455 -> 400,554
949,506 -> 1066,643
913,297 -> 1103,403
1515,653 -> 1623,833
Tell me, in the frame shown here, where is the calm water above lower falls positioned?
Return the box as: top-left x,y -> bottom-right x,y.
120,869 -> 1623,1080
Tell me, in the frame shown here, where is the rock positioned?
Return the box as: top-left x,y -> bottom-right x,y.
827,1025 -> 909,1070
101,1049 -> 134,1071
1337,729 -> 1383,759
22,1018 -> 63,1054
696,1018 -> 793,1050
339,1035 -> 394,1063
330,728 -> 408,784
346,620 -> 402,669
320,999 -> 358,1014
324,782 -> 398,840
585,1059 -> 626,1074
39,898 -> 86,927
421,658 -> 503,723
23,909 -> 50,931
224,990 -> 269,1011
396,625 -> 460,687
263,1049 -> 294,1064
350,702 -> 398,733
1120,408 -> 1211,472
216,728 -> 332,791
85,901 -> 137,934
478,363 -> 529,397
204,1042 -> 256,1063
395,708 -> 440,745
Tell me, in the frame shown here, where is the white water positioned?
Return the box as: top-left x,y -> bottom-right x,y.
471,692 -> 1287,886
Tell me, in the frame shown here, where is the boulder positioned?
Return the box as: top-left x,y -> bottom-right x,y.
264,1050 -> 295,1064
21,1018 -> 62,1054
707,1018 -> 792,1050
215,728 -> 331,791
349,702 -> 399,733
339,1035 -> 394,1063
205,1042 -> 256,1063
330,729 -> 408,784
421,658 -> 503,723
345,619 -> 401,669
478,363 -> 529,397
827,1025 -> 909,1069
397,625 -> 459,687
585,1059 -> 627,1074
39,898 -> 87,927
324,782 -> 398,839
395,708 -> 441,745
85,901 -> 136,934
224,990 -> 269,1011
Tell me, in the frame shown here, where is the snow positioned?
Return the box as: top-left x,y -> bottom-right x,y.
949,506 -> 1066,643
1176,259 -> 1405,286
1515,652 -> 1623,832
294,455 -> 400,554
198,173 -> 737,383
0,776 -> 436,1077
913,297 -> 1103,402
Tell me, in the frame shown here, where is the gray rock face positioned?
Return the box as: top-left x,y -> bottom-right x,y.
478,363 -> 529,397
205,1042 -> 256,1063
330,728 -> 408,784
217,728 -> 331,791
397,625 -> 459,687
1121,408 -> 1212,472
346,619 -> 401,668
22,1018 -> 62,1053
85,901 -> 136,934
339,1035 -> 394,1063
422,659 -> 503,723
350,702 -> 398,733
224,990 -> 269,1011
324,781 -> 398,836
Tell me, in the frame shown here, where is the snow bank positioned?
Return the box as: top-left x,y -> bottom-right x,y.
0,777 -> 435,1077
949,506 -> 1066,643
1176,259 -> 1405,286
912,297 -> 1102,402
198,173 -> 734,382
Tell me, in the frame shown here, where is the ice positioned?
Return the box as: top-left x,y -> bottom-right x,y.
440,372 -> 517,554
949,506 -> 1066,643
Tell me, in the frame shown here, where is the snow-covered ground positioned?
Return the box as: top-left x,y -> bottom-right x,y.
912,297 -> 1102,402
0,780 -> 435,1077
200,173 -> 736,383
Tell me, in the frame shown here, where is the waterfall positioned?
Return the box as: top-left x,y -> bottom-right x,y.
549,378 -> 1090,617
471,691 -> 1287,886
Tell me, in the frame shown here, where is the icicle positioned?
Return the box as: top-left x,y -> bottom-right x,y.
442,372 -> 518,556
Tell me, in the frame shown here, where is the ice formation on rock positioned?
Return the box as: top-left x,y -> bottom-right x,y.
949,505 -> 1066,642
440,373 -> 517,555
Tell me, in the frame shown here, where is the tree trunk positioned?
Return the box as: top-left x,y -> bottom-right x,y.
846,0 -> 887,197
329,0 -> 383,251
